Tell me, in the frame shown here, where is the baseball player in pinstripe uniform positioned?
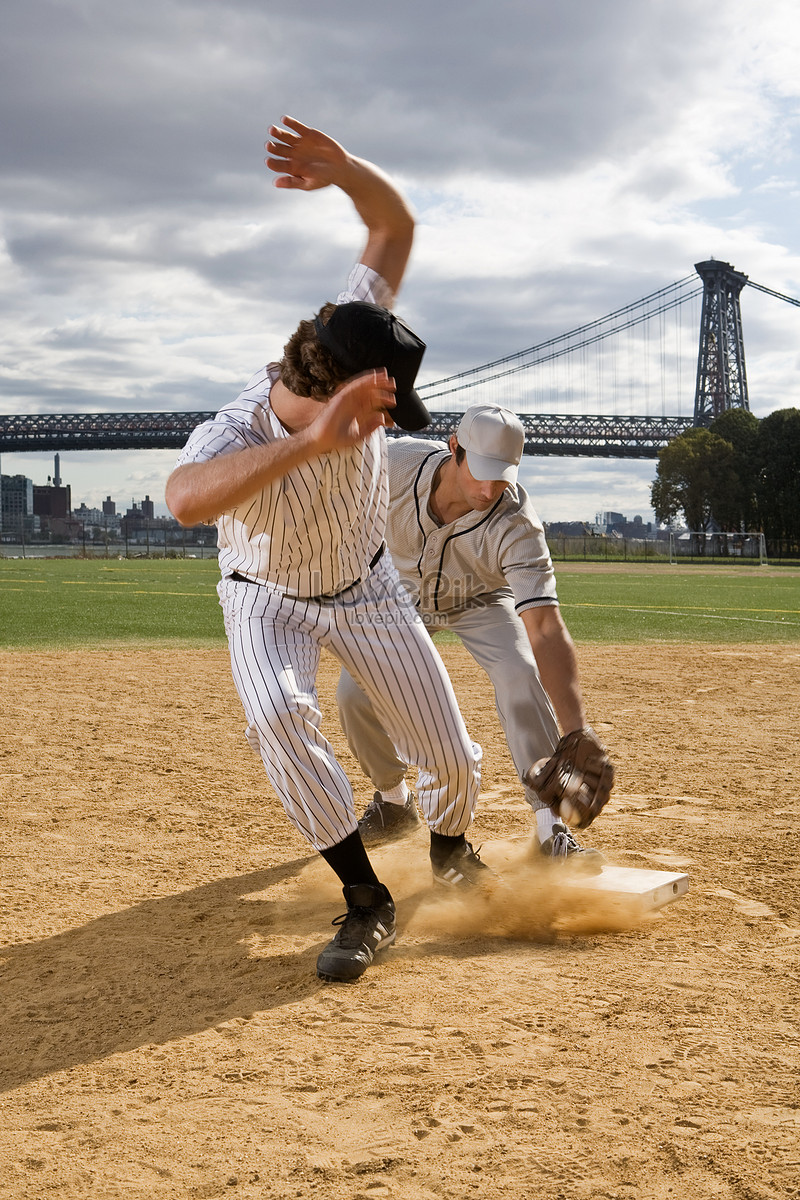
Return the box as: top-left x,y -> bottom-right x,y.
337,404 -> 607,868
166,117 -> 490,984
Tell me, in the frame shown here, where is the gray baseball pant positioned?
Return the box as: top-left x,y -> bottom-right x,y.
337,591 -> 559,812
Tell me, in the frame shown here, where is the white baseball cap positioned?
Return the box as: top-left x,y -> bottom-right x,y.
456,404 -> 525,484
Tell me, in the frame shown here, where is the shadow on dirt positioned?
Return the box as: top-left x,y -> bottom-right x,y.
0,856 -> 333,1093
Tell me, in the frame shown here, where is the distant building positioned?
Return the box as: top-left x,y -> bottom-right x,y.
597,511 -> 625,528
596,511 -> 656,537
34,482 -> 72,521
1,473 -> 38,539
121,502 -> 145,538
2,473 -> 33,517
74,502 -> 104,526
121,496 -> 165,537
544,521 -> 597,538
102,496 -> 116,517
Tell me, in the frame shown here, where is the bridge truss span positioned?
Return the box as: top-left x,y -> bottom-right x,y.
394,412 -> 695,458
518,413 -> 694,457
0,410 -> 695,459
0,411 -> 217,453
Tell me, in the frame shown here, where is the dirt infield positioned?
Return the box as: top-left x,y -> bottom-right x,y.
1,643 -> 798,1199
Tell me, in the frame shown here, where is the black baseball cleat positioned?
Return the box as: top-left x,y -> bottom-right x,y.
316,883 -> 396,982
536,823 -> 605,874
357,791 -> 421,845
431,839 -> 499,891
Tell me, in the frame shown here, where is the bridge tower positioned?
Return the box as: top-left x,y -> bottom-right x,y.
693,259 -> 750,425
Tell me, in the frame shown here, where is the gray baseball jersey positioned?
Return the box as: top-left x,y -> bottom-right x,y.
385,436 -> 558,617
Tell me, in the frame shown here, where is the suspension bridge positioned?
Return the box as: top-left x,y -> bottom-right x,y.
1,261 -> 798,459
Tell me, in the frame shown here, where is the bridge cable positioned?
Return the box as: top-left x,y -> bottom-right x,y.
419,282 -> 703,400
746,280 -> 800,308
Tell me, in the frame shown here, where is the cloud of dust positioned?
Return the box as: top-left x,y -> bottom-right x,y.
295,837 -> 646,942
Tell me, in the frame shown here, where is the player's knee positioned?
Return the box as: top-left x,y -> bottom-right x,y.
243,699 -> 298,748
454,739 -> 483,795
244,722 -> 261,756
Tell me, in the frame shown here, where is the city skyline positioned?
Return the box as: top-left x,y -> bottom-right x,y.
2,449 -> 658,528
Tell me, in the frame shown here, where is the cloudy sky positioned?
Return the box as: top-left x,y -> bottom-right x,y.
2,0 -> 799,521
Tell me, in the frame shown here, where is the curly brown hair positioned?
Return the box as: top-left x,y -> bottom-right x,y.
278,303 -> 352,400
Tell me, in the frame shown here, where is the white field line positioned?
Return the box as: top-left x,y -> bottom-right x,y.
566,603 -> 800,627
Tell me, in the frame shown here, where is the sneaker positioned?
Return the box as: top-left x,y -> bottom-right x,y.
316,883 -> 396,982
431,839 -> 498,891
357,791 -> 421,845
537,823 -> 605,874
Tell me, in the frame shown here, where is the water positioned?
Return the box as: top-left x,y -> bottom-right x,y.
0,544 -> 219,560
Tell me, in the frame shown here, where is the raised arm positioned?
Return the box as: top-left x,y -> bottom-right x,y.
265,116 -> 414,296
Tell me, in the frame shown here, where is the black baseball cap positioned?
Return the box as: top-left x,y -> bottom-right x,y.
314,301 -> 431,432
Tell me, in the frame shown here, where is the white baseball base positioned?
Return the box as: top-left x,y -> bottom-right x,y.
562,865 -> 689,913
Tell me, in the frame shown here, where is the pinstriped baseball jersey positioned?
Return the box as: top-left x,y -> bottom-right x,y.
175,263 -> 391,598
385,436 -> 558,616
173,263 -> 482,853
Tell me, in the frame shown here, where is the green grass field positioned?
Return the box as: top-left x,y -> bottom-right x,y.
2,556 -> 799,647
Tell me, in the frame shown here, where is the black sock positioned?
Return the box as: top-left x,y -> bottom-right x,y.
429,831 -> 466,869
319,830 -> 381,890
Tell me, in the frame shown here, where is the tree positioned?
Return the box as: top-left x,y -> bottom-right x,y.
755,408 -> 800,541
651,427 -> 738,533
710,408 -> 760,531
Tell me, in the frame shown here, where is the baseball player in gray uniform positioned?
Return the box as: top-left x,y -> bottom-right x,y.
166,117 -> 490,984
337,403 -> 605,867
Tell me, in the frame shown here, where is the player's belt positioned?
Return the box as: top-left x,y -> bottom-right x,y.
308,542 -> 386,601
228,542 -> 385,600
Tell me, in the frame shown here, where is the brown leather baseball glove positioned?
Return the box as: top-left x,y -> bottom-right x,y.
523,727 -> 615,830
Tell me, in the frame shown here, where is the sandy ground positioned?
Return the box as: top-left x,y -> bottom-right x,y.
1,641 -> 799,1200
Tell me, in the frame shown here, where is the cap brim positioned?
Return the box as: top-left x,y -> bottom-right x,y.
465,450 -> 518,484
392,388 -> 431,432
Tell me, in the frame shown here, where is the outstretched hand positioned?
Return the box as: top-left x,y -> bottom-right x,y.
265,116 -> 349,191
310,369 -> 397,455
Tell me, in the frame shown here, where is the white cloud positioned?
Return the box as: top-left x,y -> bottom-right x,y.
518,458 -> 659,525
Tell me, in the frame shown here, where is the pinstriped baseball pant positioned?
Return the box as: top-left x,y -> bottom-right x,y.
217,556 -> 482,852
